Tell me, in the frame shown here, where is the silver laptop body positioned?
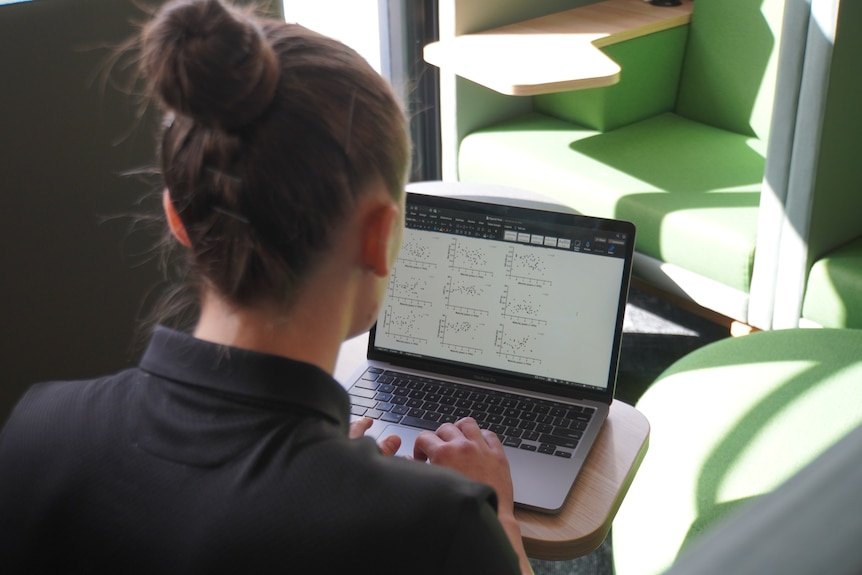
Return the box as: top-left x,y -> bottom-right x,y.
346,190 -> 635,513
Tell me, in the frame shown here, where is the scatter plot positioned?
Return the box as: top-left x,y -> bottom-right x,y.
444,277 -> 491,317
495,324 -> 543,366
505,246 -> 553,287
400,237 -> 435,264
381,306 -> 430,346
505,298 -> 544,322
387,267 -> 433,306
448,239 -> 497,278
437,315 -> 488,356
500,285 -> 548,326
513,251 -> 546,274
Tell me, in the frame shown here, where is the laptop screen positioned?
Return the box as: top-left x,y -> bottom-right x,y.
368,192 -> 635,400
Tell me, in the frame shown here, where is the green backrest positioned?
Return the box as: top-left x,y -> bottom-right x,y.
676,0 -> 787,141
805,0 -> 862,262
533,0 -> 787,136
534,25 -> 688,132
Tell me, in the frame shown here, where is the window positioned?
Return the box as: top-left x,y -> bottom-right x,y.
282,0 -> 440,181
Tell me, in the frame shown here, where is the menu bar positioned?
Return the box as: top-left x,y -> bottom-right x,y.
405,203 -> 629,257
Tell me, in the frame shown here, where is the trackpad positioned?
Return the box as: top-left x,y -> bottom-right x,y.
380,424 -> 425,458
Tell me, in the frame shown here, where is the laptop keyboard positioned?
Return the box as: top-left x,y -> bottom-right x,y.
349,368 -> 595,459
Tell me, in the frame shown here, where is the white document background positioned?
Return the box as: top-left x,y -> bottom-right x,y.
374,229 -> 624,389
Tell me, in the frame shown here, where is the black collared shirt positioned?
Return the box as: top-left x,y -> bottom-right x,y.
0,327 -> 520,574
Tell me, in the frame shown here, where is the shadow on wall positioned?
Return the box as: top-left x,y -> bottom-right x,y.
0,0 -> 172,424
0,0 -> 286,424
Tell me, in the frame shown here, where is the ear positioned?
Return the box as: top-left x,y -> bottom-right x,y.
162,189 -> 192,248
360,202 -> 401,277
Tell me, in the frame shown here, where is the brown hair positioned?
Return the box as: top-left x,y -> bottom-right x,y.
140,0 -> 410,310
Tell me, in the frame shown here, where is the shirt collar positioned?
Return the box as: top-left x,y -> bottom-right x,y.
139,326 -> 350,432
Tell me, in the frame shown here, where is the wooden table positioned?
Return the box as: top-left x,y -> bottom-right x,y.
424,0 -> 693,96
517,399 -> 649,559
335,332 -> 650,561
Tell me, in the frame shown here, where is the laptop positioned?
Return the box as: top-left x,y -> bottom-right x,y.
346,190 -> 635,513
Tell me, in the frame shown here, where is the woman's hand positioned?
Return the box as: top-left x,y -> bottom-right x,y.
348,416 -> 402,456
414,417 -> 533,575
413,417 -> 515,510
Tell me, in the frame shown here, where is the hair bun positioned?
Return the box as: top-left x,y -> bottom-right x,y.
142,0 -> 279,130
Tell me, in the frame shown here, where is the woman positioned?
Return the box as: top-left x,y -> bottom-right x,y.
0,0 -> 531,573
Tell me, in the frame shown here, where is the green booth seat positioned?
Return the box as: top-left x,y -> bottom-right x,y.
611,328 -> 862,575
801,236 -> 862,329
438,0 -> 859,331
662,418 -> 862,575
459,111 -> 766,299
457,0 -> 788,329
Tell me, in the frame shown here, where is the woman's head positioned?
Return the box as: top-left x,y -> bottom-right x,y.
141,0 -> 410,309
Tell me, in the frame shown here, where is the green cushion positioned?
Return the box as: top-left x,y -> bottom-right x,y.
804,2 -> 862,262
676,0 -> 786,140
612,328 -> 862,575
534,26 -> 688,132
802,237 -> 862,329
459,112 -> 765,292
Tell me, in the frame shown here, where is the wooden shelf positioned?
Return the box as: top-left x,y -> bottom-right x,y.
424,0 -> 693,96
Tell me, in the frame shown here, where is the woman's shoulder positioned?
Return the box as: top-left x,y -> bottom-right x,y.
0,369 -> 139,446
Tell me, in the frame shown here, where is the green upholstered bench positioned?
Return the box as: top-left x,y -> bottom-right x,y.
802,236 -> 862,329
661,418 -> 862,574
457,0 -> 786,327
610,328 -> 862,575
460,111 -> 766,296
